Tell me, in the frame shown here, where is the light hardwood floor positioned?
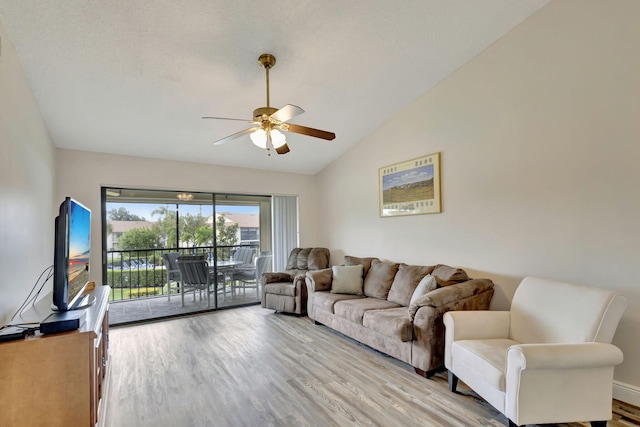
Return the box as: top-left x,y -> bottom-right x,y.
104,306 -> 639,427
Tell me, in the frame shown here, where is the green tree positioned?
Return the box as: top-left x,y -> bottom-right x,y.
118,227 -> 162,250
195,225 -> 214,246
151,206 -> 177,248
180,213 -> 208,247
108,207 -> 146,221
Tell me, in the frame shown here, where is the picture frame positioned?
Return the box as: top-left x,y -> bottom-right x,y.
379,152 -> 441,217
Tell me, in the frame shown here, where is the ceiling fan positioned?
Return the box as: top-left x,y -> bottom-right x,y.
202,53 -> 336,155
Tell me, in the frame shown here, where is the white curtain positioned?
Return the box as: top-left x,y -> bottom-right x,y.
272,195 -> 298,272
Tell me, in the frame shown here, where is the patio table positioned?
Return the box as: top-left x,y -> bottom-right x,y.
209,260 -> 246,297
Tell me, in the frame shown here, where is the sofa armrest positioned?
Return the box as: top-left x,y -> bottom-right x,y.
412,279 -> 495,372
262,272 -> 293,284
305,268 -> 333,292
409,278 -> 494,321
507,342 -> 624,370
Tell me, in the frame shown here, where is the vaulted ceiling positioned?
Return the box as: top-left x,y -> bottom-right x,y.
0,0 -> 549,174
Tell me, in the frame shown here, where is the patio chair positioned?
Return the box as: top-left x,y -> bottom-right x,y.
233,247 -> 255,266
162,252 -> 183,303
176,255 -> 217,308
234,254 -> 272,296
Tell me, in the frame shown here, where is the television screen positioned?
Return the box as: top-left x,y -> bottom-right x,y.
53,197 -> 92,311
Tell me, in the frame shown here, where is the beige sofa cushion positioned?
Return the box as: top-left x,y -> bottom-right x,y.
330,265 -> 364,295
363,260 -> 399,299
334,297 -> 401,324
387,264 -> 435,306
363,307 -> 414,342
432,264 -> 469,287
314,292 -> 364,314
344,255 -> 380,278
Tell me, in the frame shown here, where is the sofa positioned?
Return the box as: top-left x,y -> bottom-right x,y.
261,247 -> 330,315
305,256 -> 494,377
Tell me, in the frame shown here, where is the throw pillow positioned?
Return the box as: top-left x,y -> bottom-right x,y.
409,274 -> 437,306
330,265 -> 364,295
363,260 -> 399,299
387,264 -> 435,306
431,264 -> 469,287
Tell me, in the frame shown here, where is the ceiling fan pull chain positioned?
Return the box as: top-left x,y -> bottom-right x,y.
266,129 -> 273,155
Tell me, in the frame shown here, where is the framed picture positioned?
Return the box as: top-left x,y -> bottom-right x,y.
379,152 -> 441,217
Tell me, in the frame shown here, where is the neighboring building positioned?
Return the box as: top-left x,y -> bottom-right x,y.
208,212 -> 260,245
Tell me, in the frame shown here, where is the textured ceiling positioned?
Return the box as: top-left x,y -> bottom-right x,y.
0,0 -> 549,175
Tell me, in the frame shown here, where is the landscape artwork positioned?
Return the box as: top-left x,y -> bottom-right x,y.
379,152 -> 441,217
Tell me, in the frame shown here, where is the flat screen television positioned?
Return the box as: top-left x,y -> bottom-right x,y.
53,197 -> 94,311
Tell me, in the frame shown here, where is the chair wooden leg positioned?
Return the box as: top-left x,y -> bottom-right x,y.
590,422 -> 606,427
448,371 -> 458,393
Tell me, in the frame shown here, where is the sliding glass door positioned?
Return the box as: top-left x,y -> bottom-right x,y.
102,187 -> 272,324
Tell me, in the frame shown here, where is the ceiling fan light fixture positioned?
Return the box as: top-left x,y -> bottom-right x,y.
176,193 -> 194,201
250,128 -> 267,148
270,129 -> 287,148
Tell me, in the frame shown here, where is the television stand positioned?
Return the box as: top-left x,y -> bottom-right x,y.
0,285 -> 110,427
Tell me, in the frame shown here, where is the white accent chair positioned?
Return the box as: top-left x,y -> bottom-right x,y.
444,276 -> 627,427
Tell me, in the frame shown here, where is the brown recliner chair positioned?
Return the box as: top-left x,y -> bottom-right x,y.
261,247 -> 330,315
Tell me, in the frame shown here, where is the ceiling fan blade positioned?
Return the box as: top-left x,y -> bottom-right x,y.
202,116 -> 255,122
270,104 -> 305,123
285,123 -> 336,141
213,127 -> 259,145
275,143 -> 290,155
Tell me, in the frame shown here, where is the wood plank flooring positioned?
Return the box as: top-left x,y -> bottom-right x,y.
103,305 -> 639,427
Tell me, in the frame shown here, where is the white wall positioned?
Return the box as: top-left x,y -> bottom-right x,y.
3,0 -> 638,406
55,150 -> 320,286
316,0 -> 640,402
0,19 -> 56,326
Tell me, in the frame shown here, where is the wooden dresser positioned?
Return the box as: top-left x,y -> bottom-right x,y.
0,285 -> 110,427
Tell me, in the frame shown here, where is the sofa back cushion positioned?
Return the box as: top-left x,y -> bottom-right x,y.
344,255 -> 380,278
363,260 -> 399,299
387,264 -> 435,306
431,264 -> 469,287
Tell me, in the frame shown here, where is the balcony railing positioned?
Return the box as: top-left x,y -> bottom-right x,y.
105,244 -> 258,302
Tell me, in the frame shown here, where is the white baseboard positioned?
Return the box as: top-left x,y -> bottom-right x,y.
613,380 -> 640,407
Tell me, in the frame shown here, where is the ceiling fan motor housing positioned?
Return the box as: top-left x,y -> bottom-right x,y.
253,106 -> 278,121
